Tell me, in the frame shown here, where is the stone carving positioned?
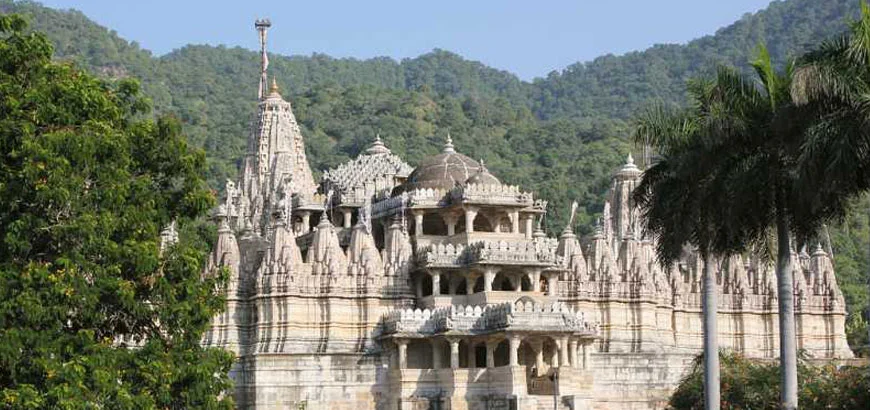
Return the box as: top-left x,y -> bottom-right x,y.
202,21 -> 852,410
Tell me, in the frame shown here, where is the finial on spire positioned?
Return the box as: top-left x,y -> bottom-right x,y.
255,18 -> 272,100
269,78 -> 280,95
443,133 -> 456,153
627,152 -> 634,165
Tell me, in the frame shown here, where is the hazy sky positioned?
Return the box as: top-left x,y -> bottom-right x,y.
39,0 -> 773,80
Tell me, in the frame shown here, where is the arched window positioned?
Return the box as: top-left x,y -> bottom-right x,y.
473,213 -> 493,232
492,273 -> 515,291
422,213 -> 448,236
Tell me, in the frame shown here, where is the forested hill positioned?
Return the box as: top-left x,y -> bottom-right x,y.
1,0 -> 868,350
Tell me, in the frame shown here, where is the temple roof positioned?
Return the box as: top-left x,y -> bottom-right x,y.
321,137 -> 413,204
394,135 -> 480,194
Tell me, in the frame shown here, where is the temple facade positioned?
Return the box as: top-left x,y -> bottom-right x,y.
201,21 -> 852,410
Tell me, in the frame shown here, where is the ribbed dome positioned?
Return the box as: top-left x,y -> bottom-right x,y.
393,135 -> 480,194
465,160 -> 500,185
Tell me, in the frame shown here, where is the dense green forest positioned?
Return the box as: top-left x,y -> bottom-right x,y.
0,0 -> 867,351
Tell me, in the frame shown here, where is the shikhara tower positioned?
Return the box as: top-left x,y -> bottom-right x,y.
202,20 -> 852,410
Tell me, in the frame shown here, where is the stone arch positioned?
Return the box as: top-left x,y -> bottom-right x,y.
494,339 -> 510,367
406,340 -> 434,369
421,274 -> 433,297
492,272 -> 515,291
473,213 -> 493,232
454,277 -> 468,295
422,213 -> 448,236
473,276 -> 485,293
521,275 -> 533,291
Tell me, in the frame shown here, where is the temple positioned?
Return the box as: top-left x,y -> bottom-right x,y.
201,21 -> 852,410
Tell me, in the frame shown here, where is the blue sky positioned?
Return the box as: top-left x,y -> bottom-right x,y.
40,0 -> 773,80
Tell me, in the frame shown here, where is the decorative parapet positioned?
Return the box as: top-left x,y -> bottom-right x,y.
450,183 -> 534,206
417,239 -> 565,268
380,300 -> 599,337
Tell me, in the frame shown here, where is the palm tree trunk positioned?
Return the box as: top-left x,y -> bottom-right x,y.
775,207 -> 798,410
702,254 -> 720,410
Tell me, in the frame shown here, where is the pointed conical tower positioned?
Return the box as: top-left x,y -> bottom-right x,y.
309,213 -> 347,276
233,20 -> 317,235
608,153 -> 642,252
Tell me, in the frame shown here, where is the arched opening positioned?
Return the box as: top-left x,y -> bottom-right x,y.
406,340 -> 434,369
372,221 -> 385,250
455,217 -> 467,234
540,277 -> 549,294
521,275 -> 533,291
492,273 -> 515,291
454,277 -> 468,295
423,213 -> 448,236
473,213 -> 493,232
494,340 -> 510,367
473,276 -> 484,293
497,216 -> 512,233
474,344 -> 487,368
459,340 -> 472,368
439,275 -> 450,295
421,274 -> 433,297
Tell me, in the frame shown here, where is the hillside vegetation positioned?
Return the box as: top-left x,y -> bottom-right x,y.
0,0 -> 867,351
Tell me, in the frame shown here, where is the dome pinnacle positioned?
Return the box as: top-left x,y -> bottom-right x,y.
443,133 -> 456,154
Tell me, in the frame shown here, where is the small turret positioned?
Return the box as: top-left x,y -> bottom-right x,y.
382,217 -> 412,277
309,213 -> 347,275
208,205 -> 242,288
347,220 -> 384,277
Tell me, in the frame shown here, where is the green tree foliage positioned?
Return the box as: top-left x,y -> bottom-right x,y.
0,14 -> 233,409
669,352 -> 870,410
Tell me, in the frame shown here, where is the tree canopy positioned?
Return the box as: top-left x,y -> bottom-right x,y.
0,14 -> 233,409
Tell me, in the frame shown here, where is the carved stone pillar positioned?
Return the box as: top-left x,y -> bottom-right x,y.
448,338 -> 460,369
431,271 -> 441,296
529,269 -> 542,292
486,340 -> 497,368
397,339 -> 408,369
466,274 -> 478,294
300,211 -> 311,234
559,337 -> 570,367
508,335 -> 521,366
444,213 -> 458,236
524,215 -> 534,239
510,210 -> 520,234
551,345 -> 559,368
465,207 -> 478,233
413,211 -> 424,236
533,340 -> 545,375
483,267 -> 496,292
569,340 -> 578,368
547,274 -> 558,296
342,209 -> 352,228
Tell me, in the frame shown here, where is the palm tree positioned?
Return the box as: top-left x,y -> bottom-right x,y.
637,45 -> 856,409
792,0 -> 870,361
633,79 -> 744,410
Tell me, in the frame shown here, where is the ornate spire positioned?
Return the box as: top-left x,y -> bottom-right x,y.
443,133 -> 456,154
365,133 -> 391,155
255,18 -> 272,100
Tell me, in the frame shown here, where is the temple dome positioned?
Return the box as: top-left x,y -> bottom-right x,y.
394,135 -> 480,194
465,159 -> 500,186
